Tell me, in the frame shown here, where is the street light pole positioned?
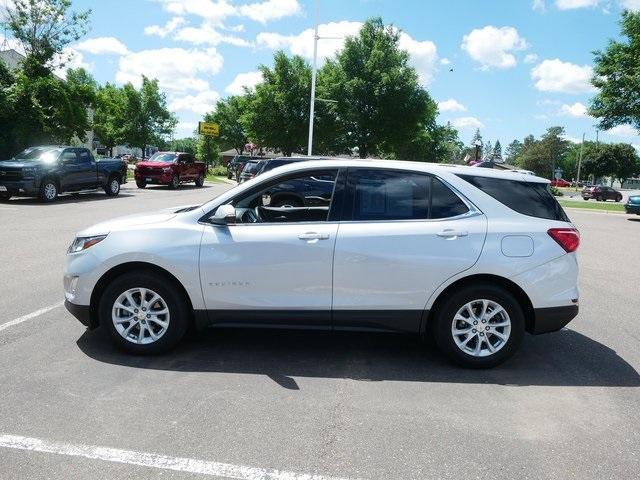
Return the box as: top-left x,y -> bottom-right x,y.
307,0 -> 319,156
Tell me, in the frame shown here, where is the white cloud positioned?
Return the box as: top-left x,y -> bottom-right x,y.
144,17 -> 187,37
524,53 -> 539,64
53,47 -> 92,77
226,70 -> 263,94
533,0 -> 546,10
238,0 -> 301,23
607,124 -> 638,137
116,47 -> 223,93
75,37 -> 129,55
169,90 -> 220,114
155,0 -> 301,25
175,121 -> 199,137
452,116 -> 484,129
257,21 -> 439,84
461,26 -> 528,70
558,102 -> 589,117
438,99 -> 467,113
555,0 -> 599,9
620,0 -> 640,9
563,135 -> 582,143
531,59 -> 595,93
173,22 -> 250,46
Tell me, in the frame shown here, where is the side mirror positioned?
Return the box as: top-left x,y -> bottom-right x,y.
211,204 -> 237,225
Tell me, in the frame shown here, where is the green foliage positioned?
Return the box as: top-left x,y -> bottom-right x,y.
590,11 -> 640,135
318,18 -> 436,158
207,96 -> 251,154
505,140 -> 523,163
197,134 -> 220,166
493,140 -> 502,161
549,186 -> 563,197
580,142 -> 640,184
207,165 -> 228,176
93,83 -> 126,156
169,137 -> 198,155
513,127 -> 570,178
119,77 -> 177,155
4,0 -> 91,73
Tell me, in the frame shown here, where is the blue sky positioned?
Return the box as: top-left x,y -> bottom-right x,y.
5,0 -> 640,149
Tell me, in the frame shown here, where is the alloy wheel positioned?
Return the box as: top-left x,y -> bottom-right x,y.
451,299 -> 511,357
110,179 -> 120,194
112,287 -> 170,345
44,183 -> 57,201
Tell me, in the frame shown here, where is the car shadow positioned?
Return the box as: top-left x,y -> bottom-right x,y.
76,328 -> 640,390
627,217 -> 640,222
142,184 -> 215,191
5,192 -> 135,205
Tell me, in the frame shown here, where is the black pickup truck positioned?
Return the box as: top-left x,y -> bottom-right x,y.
0,146 -> 127,202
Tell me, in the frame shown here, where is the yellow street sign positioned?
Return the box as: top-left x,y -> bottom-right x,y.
198,122 -> 220,136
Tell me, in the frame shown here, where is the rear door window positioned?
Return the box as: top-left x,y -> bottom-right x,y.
458,174 -> 570,222
77,149 -> 92,163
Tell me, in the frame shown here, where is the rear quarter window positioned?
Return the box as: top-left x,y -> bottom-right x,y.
457,174 -> 570,222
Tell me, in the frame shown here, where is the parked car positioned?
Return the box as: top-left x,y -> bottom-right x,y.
134,152 -> 206,189
64,160 -> 579,368
625,195 -> 640,215
581,185 -> 622,202
238,159 -> 264,183
227,155 -> 262,181
0,146 -> 127,202
253,156 -> 329,178
551,178 -> 571,187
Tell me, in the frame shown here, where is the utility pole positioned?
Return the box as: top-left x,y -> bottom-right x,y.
307,0 -> 320,156
576,132 -> 585,191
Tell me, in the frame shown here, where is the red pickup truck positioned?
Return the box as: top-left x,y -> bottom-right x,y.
134,152 -> 207,189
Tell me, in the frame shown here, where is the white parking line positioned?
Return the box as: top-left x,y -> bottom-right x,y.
0,434 -> 356,480
0,302 -> 63,332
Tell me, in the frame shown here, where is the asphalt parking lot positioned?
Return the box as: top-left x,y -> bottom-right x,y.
0,182 -> 639,479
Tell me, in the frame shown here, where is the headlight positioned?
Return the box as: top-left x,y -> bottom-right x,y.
67,234 -> 108,254
22,167 -> 37,179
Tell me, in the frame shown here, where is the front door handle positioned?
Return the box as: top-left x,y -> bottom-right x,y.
437,229 -> 468,239
298,232 -> 330,240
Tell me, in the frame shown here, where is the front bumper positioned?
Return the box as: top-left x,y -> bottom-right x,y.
625,203 -> 640,214
531,305 -> 579,334
0,179 -> 39,195
134,171 -> 173,185
64,300 -> 95,329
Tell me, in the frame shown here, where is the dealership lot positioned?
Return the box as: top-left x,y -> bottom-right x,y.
0,184 -> 639,479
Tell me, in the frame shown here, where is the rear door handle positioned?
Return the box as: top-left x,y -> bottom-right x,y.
437,229 -> 468,238
298,232 -> 330,240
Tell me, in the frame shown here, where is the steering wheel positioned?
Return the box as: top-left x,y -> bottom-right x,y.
253,206 -> 264,223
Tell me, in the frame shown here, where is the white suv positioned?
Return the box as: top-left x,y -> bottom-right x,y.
64,160 -> 579,367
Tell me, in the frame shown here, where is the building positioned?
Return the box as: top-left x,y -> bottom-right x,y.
0,49 -> 23,71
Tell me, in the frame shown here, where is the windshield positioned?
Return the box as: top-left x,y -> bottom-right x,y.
10,147 -> 62,162
244,161 -> 262,173
148,153 -> 177,163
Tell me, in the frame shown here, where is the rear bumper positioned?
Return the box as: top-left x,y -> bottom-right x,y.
64,300 -> 95,329
531,305 -> 578,334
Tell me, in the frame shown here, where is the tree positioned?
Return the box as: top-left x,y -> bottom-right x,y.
483,141 -> 492,161
4,0 -> 91,74
120,77 -> 177,156
0,60 -> 17,157
590,11 -> 640,138
170,137 -> 198,155
94,83 -> 126,157
493,140 -> 503,162
463,129 -> 484,162
540,126 -> 570,179
245,51 -> 311,156
505,140 -> 523,164
609,143 -> 639,186
319,18 -> 436,158
208,95 -> 251,154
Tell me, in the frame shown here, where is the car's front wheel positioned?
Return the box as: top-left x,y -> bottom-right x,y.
169,175 -> 180,189
616,195 -> 622,202
0,192 -> 11,201
39,179 -> 58,202
195,174 -> 205,187
434,285 -> 525,368
99,272 -> 190,354
136,180 -> 146,189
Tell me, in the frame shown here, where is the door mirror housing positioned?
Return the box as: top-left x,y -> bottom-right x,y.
211,204 -> 237,225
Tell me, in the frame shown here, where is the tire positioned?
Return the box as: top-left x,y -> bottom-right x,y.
39,179 -> 58,202
105,176 -> 121,196
136,180 -> 147,189
98,271 -> 190,355
616,196 -> 622,203
169,175 -> 180,189
0,193 -> 11,201
271,196 -> 303,208
596,196 -> 602,202
433,285 -> 525,368
195,174 -> 205,187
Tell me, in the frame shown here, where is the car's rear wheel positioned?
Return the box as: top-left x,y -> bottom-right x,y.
39,179 -> 58,202
434,285 -> 525,368
195,174 -> 205,187
616,195 -> 622,202
99,272 -> 190,354
136,180 -> 147,189
169,175 -> 180,189
105,176 -> 121,196
0,192 -> 11,201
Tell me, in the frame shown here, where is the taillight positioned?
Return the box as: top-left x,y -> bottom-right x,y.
548,228 -> 580,253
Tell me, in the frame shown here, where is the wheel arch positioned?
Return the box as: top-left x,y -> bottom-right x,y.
423,274 -> 535,335
89,261 -> 195,328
